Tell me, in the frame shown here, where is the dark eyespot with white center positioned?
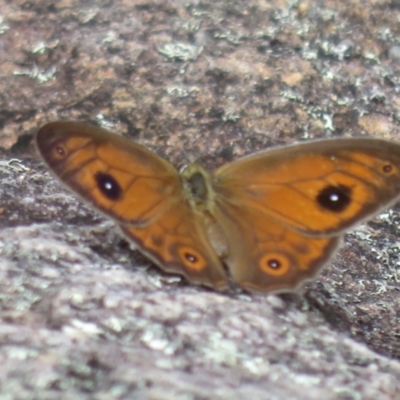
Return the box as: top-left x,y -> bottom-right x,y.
267,259 -> 281,269
95,172 -> 122,201
382,164 -> 393,173
316,184 -> 351,212
55,145 -> 65,156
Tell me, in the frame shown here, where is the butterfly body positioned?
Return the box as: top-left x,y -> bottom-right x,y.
36,121 -> 400,293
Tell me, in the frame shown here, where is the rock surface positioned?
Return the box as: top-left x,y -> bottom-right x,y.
0,1 -> 400,399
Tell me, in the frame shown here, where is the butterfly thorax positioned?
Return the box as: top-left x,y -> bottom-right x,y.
180,163 -> 229,258
180,163 -> 216,212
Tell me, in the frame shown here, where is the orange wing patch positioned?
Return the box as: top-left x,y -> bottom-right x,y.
120,201 -> 228,290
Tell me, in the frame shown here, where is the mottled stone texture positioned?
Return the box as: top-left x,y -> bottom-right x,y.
0,1 -> 400,399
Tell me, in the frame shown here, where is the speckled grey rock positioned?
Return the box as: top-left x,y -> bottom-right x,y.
0,1 -> 400,399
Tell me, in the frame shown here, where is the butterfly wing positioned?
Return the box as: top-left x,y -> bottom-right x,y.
119,205 -> 228,289
36,122 -> 227,289
215,138 -> 400,236
212,202 -> 339,292
212,138 -> 400,292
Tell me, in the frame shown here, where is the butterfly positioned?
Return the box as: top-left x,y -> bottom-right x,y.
35,121 -> 400,293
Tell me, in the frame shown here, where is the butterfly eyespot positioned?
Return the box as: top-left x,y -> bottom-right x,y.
178,247 -> 206,271
95,172 -> 122,201
316,184 -> 351,213
268,259 -> 280,269
53,144 -> 66,158
186,253 -> 197,262
382,164 -> 393,173
259,253 -> 290,276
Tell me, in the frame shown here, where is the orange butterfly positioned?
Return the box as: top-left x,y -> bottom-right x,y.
35,121 -> 400,293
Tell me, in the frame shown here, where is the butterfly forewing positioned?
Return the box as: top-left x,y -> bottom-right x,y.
215,138 -> 400,236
